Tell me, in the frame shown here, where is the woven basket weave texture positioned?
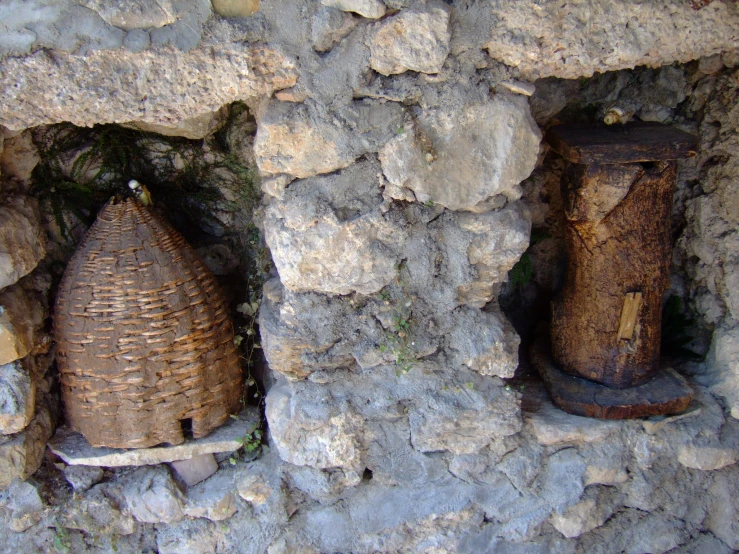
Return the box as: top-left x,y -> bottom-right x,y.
54,198 -> 243,448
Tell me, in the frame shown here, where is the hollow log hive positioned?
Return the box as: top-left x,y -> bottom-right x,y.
54,198 -> 243,448
536,123 -> 697,419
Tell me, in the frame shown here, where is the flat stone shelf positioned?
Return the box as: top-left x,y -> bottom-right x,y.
531,331 -> 694,419
48,408 -> 260,467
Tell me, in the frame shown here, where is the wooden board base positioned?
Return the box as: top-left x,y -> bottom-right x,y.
531,331 -> 694,419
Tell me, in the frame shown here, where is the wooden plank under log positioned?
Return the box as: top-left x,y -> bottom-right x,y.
545,122 -> 698,165
531,329 -> 694,420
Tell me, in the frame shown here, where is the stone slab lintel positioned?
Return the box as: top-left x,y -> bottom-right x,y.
48,408 -> 260,467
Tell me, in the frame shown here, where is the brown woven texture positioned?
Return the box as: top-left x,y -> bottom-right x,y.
54,198 -> 243,448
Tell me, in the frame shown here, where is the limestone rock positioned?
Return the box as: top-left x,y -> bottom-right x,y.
172,453 -> 219,486
706,470 -> 739,550
456,203 -> 531,307
120,466 -> 184,524
0,359 -> 35,435
236,472 -> 272,505
157,518 -> 220,554
479,1 -> 739,79
266,378 -> 364,471
526,399 -> 620,447
254,99 -> 403,179
80,0 -> 179,30
62,484 -> 136,536
379,93 -> 541,211
0,131 -> 40,187
322,0 -> 385,19
0,45 -> 297,131
63,465 -> 104,492
263,160 -> 400,295
409,375 -> 521,455
369,0 -> 450,75
2,479 -> 45,532
0,196 -> 46,290
121,108 -> 228,140
550,486 -> 620,538
183,470 -> 238,521
312,6 -> 360,52
678,444 -> 739,471
576,509 -> 687,554
0,285 -> 46,366
445,307 -> 520,378
0,399 -> 54,489
212,0 -> 260,18
48,408 -> 260,466
704,322 -> 739,419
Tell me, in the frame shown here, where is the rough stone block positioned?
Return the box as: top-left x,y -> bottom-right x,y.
322,0 -> 385,19
525,395 -> 620,447
550,486 -> 620,538
183,469 -> 237,521
63,465 -> 104,492
212,0 -> 260,18
0,284 -> 46,366
2,479 -> 45,532
255,99 -> 403,179
409,377 -> 521,455
0,359 -> 35,435
266,378 -> 364,471
171,453 -> 219,486
379,93 -> 541,211
0,399 -> 54,489
369,0 -> 450,75
62,484 -> 136,536
0,196 -> 46,290
263,159 -> 400,295
120,466 -> 184,524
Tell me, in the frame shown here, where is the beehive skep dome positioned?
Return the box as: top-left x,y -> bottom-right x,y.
54,197 -> 244,449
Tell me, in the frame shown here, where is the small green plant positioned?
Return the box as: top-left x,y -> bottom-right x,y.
377,262 -> 419,376
229,429 -> 263,464
53,526 -> 71,553
508,252 -> 533,289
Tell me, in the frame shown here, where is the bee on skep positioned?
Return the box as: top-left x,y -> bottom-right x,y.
603,105 -> 635,125
128,179 -> 153,206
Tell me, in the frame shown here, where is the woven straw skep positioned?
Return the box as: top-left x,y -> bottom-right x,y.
54,198 -> 243,448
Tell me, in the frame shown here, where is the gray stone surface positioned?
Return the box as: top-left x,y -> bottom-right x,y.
0,44 -> 297,131
322,0 -> 385,19
120,466 -> 184,524
0,285 -> 46,366
379,91 -> 541,210
311,6 -> 359,52
156,517 -> 220,554
1,479 -> 45,532
62,483 -> 136,536
263,159 -> 399,295
63,465 -> 104,492
549,486 -> 620,538
80,0 -> 179,30
0,196 -> 46,290
171,453 -> 219,486
0,359 -> 35,435
0,398 -> 53,489
369,0 -> 450,75
476,1 -> 739,79
182,468 -> 238,521
48,408 -> 260,466
254,99 -> 403,180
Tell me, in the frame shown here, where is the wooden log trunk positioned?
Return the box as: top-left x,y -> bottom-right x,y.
550,161 -> 676,389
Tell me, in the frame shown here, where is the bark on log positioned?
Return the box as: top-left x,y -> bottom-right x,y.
550,161 -> 676,389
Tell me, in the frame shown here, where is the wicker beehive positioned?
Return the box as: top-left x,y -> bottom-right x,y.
54,197 -> 243,448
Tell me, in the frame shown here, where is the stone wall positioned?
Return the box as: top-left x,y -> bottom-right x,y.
1,1 -> 739,553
